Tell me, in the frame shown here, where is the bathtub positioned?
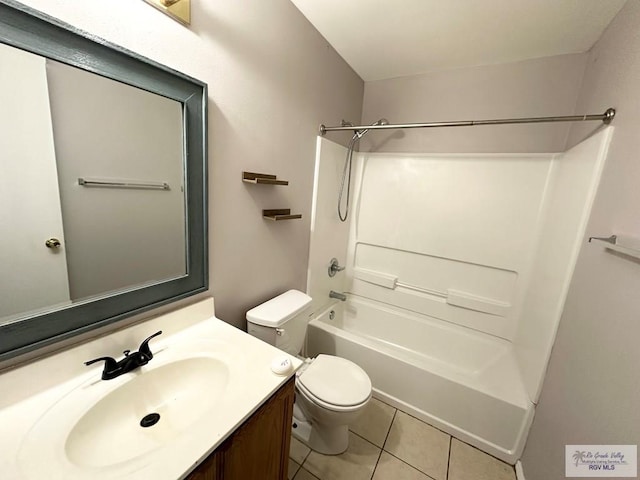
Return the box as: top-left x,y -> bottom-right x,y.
306,295 -> 534,464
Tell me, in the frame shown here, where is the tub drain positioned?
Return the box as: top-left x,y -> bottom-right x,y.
140,413 -> 161,428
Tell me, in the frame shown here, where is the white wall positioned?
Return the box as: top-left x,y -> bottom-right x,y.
360,54 -> 587,153
521,1 -> 640,478
46,60 -> 186,301
16,0 -> 364,329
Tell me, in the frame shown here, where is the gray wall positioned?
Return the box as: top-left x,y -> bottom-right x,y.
521,1 -> 640,478
360,53 -> 587,153
20,0 -> 364,328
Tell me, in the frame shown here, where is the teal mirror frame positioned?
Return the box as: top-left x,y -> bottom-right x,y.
0,0 -> 208,361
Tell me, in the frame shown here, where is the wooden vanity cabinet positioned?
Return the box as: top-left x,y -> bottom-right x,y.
186,376 -> 295,480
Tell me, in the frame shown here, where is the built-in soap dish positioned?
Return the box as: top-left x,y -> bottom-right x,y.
262,209 -> 302,221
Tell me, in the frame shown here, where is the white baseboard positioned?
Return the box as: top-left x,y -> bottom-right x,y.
515,460 -> 526,480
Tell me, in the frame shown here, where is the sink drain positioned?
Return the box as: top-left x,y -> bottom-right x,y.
140,413 -> 161,428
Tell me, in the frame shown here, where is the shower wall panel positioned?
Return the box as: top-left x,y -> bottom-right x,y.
306,138 -> 351,314
513,127 -> 613,402
350,153 -> 554,340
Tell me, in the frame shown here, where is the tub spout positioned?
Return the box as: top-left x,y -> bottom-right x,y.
329,290 -> 347,301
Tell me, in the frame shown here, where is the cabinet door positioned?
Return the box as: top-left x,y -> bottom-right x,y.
186,451 -> 222,480
186,377 -> 295,480
219,377 -> 295,480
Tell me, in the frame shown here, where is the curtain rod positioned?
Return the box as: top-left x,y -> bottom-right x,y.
319,108 -> 615,135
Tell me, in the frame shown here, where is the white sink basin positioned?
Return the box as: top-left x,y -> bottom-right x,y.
17,342 -> 235,478
65,357 -> 229,468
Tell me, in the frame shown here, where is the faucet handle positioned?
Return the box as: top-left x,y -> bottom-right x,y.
328,258 -> 346,277
138,330 -> 162,360
84,356 -> 118,369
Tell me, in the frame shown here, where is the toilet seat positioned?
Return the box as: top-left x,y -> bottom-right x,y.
297,354 -> 371,411
297,382 -> 371,413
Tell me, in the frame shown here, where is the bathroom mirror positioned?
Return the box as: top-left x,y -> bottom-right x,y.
0,0 -> 207,361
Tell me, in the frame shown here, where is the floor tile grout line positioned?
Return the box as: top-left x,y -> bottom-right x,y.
370,407 -> 398,478
371,395 -> 399,411
299,448 -> 311,471
290,439 -> 312,471
327,430 -> 383,480
351,429 -> 386,451
380,407 -> 398,450
300,432 -> 381,479
369,409 -> 393,480
381,449 -> 438,480
293,466 -> 320,480
289,458 -> 301,480
299,467 -> 321,480
392,407 -> 455,440
445,436 -> 452,480
451,435 -> 517,468
370,447 -> 384,480
380,409 -> 448,479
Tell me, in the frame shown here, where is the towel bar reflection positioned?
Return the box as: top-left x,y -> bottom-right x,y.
78,178 -> 170,190
588,235 -> 617,244
589,234 -> 640,260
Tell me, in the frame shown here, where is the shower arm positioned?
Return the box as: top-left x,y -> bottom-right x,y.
319,108 -> 615,135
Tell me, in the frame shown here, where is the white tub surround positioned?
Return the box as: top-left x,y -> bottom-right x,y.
306,138 -> 351,315
306,129 -> 613,463
512,128 -> 614,401
0,298 -> 301,480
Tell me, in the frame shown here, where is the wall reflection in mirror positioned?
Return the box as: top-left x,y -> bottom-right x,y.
0,42 -> 187,326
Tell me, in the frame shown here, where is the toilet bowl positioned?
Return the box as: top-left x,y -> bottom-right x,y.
293,354 -> 371,454
246,290 -> 372,454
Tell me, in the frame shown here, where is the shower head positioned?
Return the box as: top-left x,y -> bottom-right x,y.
354,118 -> 390,139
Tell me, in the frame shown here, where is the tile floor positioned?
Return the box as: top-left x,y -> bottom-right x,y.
288,398 -> 516,480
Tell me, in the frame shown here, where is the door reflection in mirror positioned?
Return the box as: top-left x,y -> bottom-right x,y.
0,42 -> 186,324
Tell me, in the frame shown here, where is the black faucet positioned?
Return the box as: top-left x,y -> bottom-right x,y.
84,331 -> 163,380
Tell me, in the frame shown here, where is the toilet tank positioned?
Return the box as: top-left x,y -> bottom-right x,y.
246,290 -> 312,355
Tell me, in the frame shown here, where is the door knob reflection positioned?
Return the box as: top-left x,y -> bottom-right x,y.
45,238 -> 61,249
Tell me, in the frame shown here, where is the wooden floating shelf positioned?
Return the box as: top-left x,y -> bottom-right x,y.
263,209 -> 302,221
242,171 -> 289,186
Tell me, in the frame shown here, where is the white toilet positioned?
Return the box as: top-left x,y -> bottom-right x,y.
246,289 -> 371,455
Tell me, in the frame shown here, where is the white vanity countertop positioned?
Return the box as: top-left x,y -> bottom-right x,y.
0,298 -> 301,480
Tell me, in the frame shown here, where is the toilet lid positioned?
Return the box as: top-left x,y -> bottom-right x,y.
297,354 -> 371,407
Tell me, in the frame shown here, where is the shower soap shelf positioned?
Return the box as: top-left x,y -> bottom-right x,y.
263,209 -> 302,221
352,267 -> 511,317
242,171 -> 289,185
589,234 -> 640,260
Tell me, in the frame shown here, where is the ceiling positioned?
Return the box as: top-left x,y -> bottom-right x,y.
289,0 -> 627,81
